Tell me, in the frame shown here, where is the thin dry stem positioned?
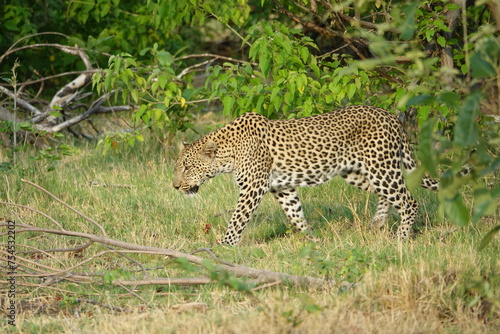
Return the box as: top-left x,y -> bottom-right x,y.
21,179 -> 107,236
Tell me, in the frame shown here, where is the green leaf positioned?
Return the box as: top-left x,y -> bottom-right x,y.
453,92 -> 480,147
470,51 -> 496,78
418,118 -> 438,177
417,105 -> 431,122
270,86 -> 280,104
50,110 -> 63,118
446,3 -> 461,10
437,36 -> 446,47
200,259 -> 216,271
260,52 -> 271,79
400,2 -> 419,40
130,89 -> 139,103
101,4 -> 111,17
346,83 -> 356,100
472,186 -> 497,223
442,195 -> 470,227
157,51 -> 173,66
284,90 -> 294,105
222,95 -> 236,115
406,165 -> 425,191
4,20 -> 19,32
437,92 -> 460,109
19,121 -> 32,131
10,121 -> 20,132
255,95 -> 265,113
478,225 -> 500,250
407,94 -> 435,106
299,47 -> 309,63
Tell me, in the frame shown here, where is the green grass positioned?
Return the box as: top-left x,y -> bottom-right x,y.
1,129 -> 499,333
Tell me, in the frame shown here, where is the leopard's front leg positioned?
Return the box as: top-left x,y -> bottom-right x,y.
219,182 -> 269,245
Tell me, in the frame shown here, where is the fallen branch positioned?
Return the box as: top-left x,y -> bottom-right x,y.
0,180 -> 329,290
2,223 -> 326,287
115,277 -> 212,286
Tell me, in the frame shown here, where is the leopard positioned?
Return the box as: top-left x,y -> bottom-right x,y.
173,105 -> 438,245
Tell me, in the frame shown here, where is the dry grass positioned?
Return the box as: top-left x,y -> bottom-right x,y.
1,131 -> 499,333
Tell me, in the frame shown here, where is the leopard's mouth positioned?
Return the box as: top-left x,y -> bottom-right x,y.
185,185 -> 199,195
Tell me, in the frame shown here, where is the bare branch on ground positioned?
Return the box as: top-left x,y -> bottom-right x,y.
1,180 -> 330,295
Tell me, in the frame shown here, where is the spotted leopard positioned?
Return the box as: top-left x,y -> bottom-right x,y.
173,106 -> 438,245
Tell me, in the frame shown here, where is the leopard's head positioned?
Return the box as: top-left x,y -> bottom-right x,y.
173,139 -> 218,197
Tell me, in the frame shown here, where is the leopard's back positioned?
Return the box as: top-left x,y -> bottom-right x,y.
265,106 -> 406,189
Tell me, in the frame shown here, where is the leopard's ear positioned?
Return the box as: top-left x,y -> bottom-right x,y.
200,139 -> 217,161
178,140 -> 189,152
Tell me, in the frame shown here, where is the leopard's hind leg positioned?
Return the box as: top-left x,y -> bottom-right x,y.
340,170 -> 390,229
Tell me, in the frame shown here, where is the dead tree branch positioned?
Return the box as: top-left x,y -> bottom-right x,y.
1,223 -> 326,287
0,38 -> 132,136
0,86 -> 43,115
45,44 -> 95,126
115,277 -> 212,286
0,32 -> 69,65
0,180 -> 329,290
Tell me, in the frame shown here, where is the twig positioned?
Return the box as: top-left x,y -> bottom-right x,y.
190,248 -> 236,267
45,44 -> 94,126
114,277 -> 212,286
177,53 -> 257,66
21,179 -> 107,236
16,242 -> 93,255
30,104 -> 132,125
0,32 -> 69,64
0,281 -> 78,294
89,181 -> 135,189
75,298 -> 131,313
183,97 -> 220,105
0,70 -> 98,88
103,244 -> 148,277
251,281 -> 282,291
272,0 -> 342,39
0,202 -> 65,230
336,12 -> 401,33
0,249 -> 92,284
114,283 -> 150,306
47,93 -> 119,132
177,59 -> 215,80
